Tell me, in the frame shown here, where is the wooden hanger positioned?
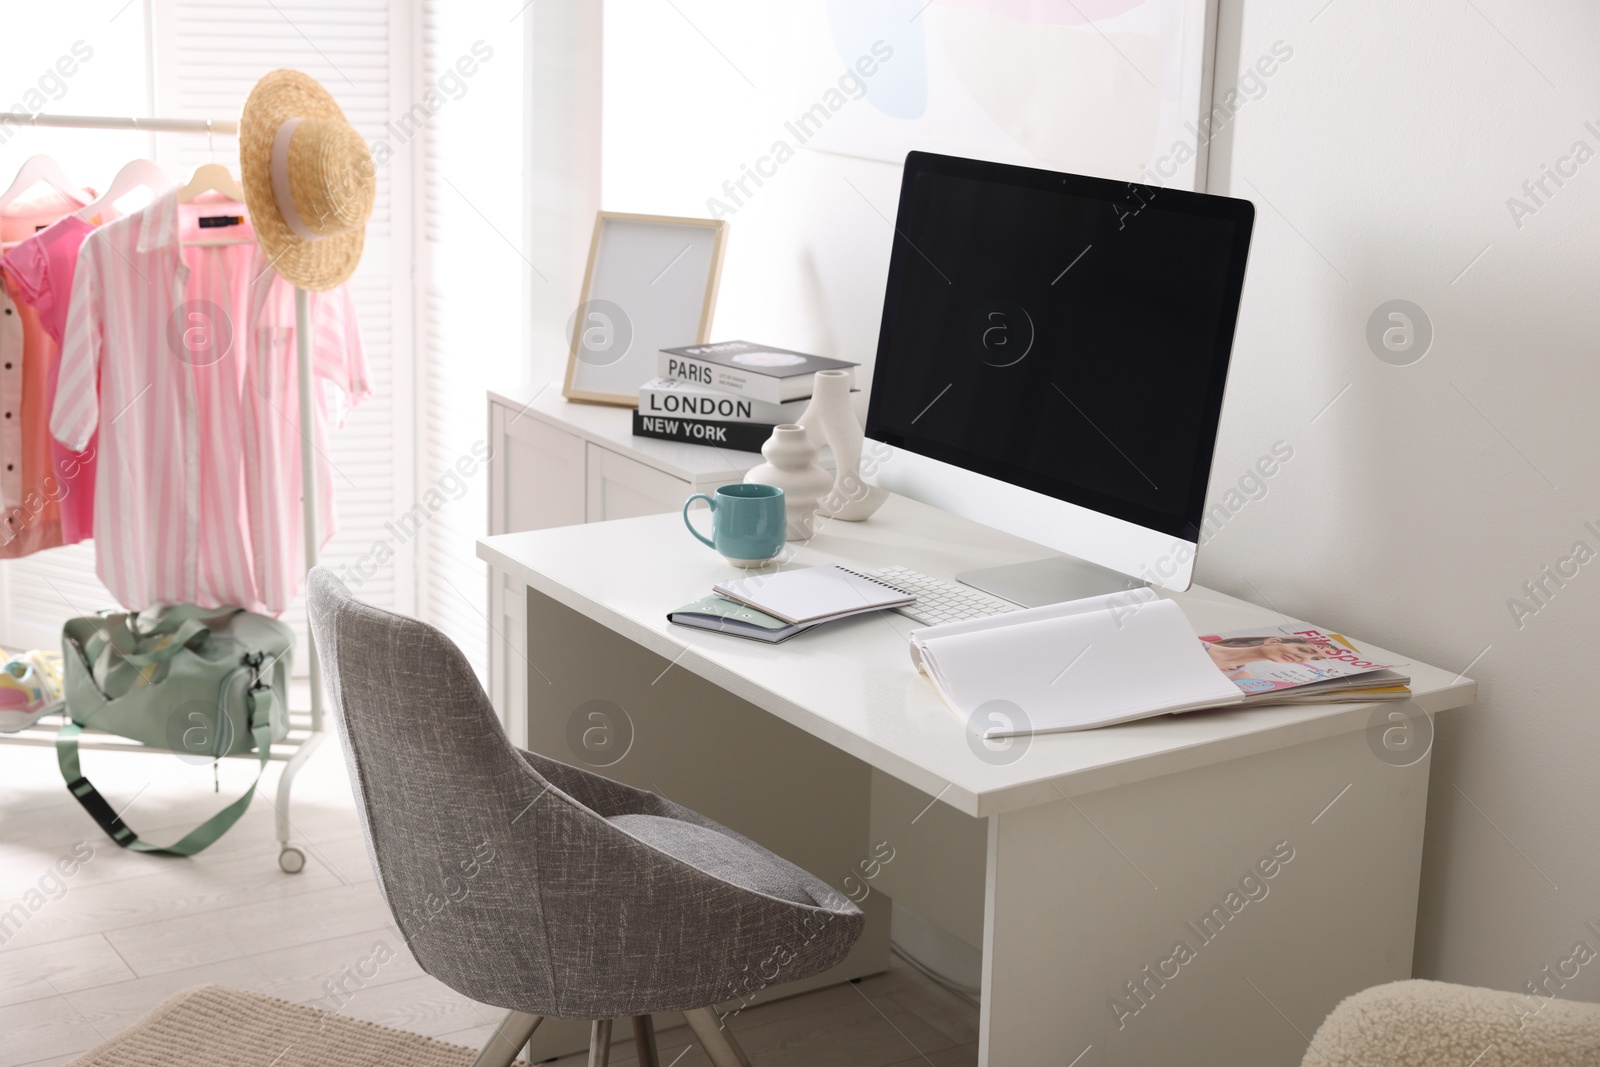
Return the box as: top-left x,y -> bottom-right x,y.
77,159 -> 172,222
0,155 -> 93,213
177,162 -> 245,204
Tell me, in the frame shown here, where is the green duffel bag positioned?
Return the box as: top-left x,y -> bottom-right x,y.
57,605 -> 293,855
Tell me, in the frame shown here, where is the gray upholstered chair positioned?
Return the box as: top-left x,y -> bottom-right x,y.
306,568 -> 864,1067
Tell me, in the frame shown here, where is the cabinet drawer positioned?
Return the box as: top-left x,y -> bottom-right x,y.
585,444 -> 691,522
490,401 -> 587,533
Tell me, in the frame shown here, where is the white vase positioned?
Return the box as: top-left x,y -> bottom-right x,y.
797,369 -> 889,521
745,425 -> 834,540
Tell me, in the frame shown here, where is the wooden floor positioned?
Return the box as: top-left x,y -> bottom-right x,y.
0,730 -> 978,1067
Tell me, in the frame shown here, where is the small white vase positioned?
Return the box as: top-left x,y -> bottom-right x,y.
745,425 -> 834,540
797,369 -> 889,521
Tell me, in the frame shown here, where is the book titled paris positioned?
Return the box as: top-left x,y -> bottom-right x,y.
659,340 -> 857,404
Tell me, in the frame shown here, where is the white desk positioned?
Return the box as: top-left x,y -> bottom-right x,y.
479,496 -> 1475,1066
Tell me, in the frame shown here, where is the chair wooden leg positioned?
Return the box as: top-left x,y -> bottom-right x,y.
684,1007 -> 753,1067
631,1015 -> 660,1067
470,1010 -> 543,1067
587,1018 -> 614,1067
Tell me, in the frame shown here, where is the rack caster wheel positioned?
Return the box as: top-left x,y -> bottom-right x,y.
278,846 -> 306,874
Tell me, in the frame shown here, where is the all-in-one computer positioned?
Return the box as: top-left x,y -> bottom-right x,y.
863,151 -> 1255,612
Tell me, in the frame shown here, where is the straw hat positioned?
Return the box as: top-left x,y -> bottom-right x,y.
239,69 -> 374,291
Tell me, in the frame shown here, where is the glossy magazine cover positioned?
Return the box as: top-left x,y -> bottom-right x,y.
1198,624 -> 1394,695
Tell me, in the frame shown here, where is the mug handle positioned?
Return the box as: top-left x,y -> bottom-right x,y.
683,493 -> 717,549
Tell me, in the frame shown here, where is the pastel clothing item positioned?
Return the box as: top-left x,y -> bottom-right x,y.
0,281 -> 18,509
1,196 -> 80,552
0,200 -> 70,510
0,648 -> 64,733
0,274 -> 65,558
0,188 -> 85,252
3,215 -> 98,543
3,215 -> 95,345
53,190 -> 370,615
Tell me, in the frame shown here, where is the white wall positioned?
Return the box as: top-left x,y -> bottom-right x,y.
599,2 -> 901,402
415,2 -> 528,677
524,0 -> 601,388
1206,0 -> 1600,1001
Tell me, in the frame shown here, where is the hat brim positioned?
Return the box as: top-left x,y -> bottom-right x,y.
240,69 -> 366,292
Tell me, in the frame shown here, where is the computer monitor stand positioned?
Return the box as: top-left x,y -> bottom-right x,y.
956,555 -> 1146,609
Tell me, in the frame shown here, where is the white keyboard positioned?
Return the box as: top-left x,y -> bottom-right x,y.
869,566 -> 1022,627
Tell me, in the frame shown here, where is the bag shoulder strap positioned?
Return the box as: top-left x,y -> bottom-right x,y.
56,667 -> 275,857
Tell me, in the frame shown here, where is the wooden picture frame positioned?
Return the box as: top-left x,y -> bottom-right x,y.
562,212 -> 729,406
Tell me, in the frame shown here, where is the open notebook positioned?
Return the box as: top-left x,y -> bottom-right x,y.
910,588 -> 1406,735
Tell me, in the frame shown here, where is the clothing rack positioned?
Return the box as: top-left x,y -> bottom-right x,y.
0,111 -> 327,874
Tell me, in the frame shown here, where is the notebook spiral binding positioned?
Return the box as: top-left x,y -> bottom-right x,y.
837,567 -> 913,597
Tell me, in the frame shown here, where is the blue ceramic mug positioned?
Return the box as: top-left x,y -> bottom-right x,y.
683,484 -> 786,567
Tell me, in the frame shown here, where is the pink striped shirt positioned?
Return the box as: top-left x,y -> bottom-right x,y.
52,190 -> 369,615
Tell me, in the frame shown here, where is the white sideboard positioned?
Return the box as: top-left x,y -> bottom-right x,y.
485,384 -> 761,739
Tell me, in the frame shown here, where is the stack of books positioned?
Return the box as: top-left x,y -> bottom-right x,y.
632,340 -> 858,451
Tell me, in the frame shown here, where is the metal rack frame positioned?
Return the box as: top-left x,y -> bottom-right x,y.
1,111 -> 329,873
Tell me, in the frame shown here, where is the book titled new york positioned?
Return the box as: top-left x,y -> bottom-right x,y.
659,340 -> 857,404
632,411 -> 773,451
638,378 -> 810,425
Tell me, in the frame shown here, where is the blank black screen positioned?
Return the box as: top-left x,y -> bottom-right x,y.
864,153 -> 1254,541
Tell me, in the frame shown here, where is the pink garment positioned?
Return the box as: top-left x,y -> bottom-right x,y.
0,193 -> 82,557
3,215 -> 97,544
0,275 -> 65,558
3,215 -> 94,344
0,195 -> 80,511
52,190 -> 370,615
0,278 -> 18,510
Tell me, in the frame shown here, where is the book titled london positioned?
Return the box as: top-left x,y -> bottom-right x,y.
632,411 -> 774,451
638,377 -> 821,424
660,340 -> 857,404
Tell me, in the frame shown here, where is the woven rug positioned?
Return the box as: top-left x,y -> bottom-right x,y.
66,984 -> 486,1067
